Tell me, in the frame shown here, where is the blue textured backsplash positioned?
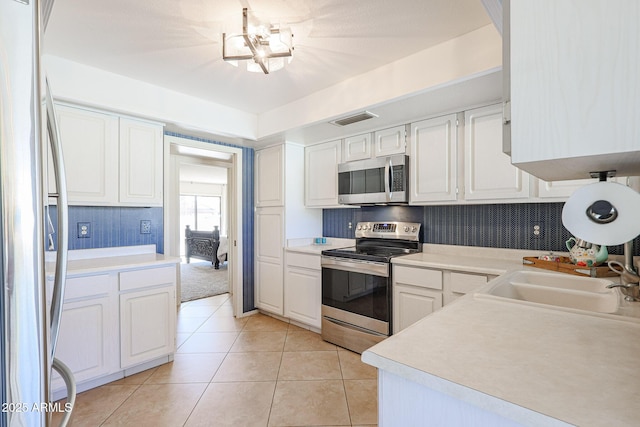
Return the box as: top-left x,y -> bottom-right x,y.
47,206 -> 164,253
323,203 -> 640,256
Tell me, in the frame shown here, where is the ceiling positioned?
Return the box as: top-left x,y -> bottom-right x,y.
44,0 -> 499,145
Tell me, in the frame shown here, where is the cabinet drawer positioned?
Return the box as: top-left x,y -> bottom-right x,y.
119,265 -> 176,292
286,252 -> 321,270
394,266 -> 443,290
64,274 -> 111,300
450,272 -> 487,294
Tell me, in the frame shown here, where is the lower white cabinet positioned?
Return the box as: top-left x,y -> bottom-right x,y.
51,273 -> 118,392
51,263 -> 177,396
392,264 -> 494,333
284,252 -> 322,329
393,266 -> 443,334
119,266 -> 176,368
255,207 -> 285,315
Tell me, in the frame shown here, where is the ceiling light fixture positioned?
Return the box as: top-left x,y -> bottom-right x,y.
222,8 -> 293,74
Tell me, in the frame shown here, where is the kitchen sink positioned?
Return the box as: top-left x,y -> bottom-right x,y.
475,270 -> 619,314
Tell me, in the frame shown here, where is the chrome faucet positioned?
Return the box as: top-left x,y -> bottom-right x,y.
607,241 -> 640,301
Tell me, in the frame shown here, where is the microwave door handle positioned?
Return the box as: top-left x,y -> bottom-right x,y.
384,157 -> 391,202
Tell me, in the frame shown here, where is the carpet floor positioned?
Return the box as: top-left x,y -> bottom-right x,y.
180,261 -> 229,302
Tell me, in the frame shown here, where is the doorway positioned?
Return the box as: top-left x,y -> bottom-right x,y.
163,135 -> 244,317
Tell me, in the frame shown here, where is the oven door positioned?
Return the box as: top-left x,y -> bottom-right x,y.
321,256 -> 390,327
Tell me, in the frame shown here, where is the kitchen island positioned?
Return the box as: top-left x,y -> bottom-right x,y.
362,268 -> 640,426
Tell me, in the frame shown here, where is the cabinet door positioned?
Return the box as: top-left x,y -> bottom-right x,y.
343,133 -> 372,162
443,272 -> 488,306
255,207 -> 284,315
374,125 -> 406,157
50,274 -> 118,393
119,118 -> 164,206
409,114 -> 458,203
52,104 -> 119,205
120,285 -> 176,368
464,104 -> 529,201
508,0 -> 640,180
536,178 -> 597,199
284,266 -> 321,329
305,140 -> 342,207
393,284 -> 442,334
255,144 -> 284,207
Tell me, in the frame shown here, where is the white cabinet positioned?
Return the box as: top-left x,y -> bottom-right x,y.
505,0 -> 640,180
343,133 -> 372,162
119,266 -> 177,368
442,271 -> 492,306
52,104 -> 119,204
305,140 -> 342,207
464,104 -> 529,201
374,125 -> 406,157
255,143 -> 322,317
51,273 -> 118,392
255,144 -> 285,207
342,126 -> 406,163
392,266 -> 443,334
119,118 -> 164,206
284,252 -> 322,329
255,207 -> 285,315
409,114 -> 459,203
50,103 -> 164,206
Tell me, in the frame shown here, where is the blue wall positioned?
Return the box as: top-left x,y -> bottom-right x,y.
47,206 -> 164,252
323,203 -> 640,256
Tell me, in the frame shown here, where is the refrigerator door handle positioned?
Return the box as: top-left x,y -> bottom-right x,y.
52,357 -> 76,426
45,77 -> 69,359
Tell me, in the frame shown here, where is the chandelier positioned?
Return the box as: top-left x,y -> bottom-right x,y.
222,8 -> 294,74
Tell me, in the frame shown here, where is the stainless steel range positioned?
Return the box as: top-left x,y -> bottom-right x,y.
321,221 -> 422,353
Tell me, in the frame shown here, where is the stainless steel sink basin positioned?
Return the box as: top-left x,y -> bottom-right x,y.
475,270 -> 619,314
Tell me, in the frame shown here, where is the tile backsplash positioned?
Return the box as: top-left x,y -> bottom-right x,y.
323,203 -> 640,256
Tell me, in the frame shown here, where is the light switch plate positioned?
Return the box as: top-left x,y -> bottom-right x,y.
140,220 -> 151,234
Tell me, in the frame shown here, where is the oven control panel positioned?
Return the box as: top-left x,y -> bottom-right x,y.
355,221 -> 421,241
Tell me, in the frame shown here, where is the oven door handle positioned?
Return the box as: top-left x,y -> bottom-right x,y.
321,256 -> 389,277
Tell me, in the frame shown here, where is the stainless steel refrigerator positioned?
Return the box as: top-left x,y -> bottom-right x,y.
1,0 -> 75,425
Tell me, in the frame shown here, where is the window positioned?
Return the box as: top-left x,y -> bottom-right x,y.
180,195 -> 221,256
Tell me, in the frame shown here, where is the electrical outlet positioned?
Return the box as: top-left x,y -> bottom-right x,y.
531,221 -> 544,239
140,220 -> 151,234
77,222 -> 91,238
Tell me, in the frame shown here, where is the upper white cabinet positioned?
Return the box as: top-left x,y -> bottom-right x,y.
52,104 -> 119,204
464,104 -> 529,200
305,140 -> 342,207
409,114 -> 459,204
343,133 -> 372,162
255,144 -> 285,207
505,0 -> 640,180
374,125 -> 406,157
119,118 -> 164,206
51,104 -> 164,206
342,126 -> 406,163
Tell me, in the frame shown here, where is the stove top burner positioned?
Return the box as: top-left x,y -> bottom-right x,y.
322,221 -> 423,263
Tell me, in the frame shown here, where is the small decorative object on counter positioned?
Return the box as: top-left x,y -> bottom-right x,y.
565,237 -> 608,266
538,252 -> 561,262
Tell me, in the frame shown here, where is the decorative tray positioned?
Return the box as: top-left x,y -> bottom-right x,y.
522,256 -> 619,278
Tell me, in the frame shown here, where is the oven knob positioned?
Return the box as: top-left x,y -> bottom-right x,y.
411,226 -> 418,232
404,226 -> 409,232
357,225 -> 362,230
362,225 -> 368,230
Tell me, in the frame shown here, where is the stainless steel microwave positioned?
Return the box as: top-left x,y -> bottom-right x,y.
338,154 -> 409,205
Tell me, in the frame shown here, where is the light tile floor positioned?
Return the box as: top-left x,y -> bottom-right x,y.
56,294 -> 378,426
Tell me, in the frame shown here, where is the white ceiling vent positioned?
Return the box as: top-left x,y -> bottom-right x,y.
330,111 -> 378,127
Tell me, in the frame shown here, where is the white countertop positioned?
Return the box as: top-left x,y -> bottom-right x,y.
363,254 -> 640,426
46,245 -> 180,277
285,237 -> 355,255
